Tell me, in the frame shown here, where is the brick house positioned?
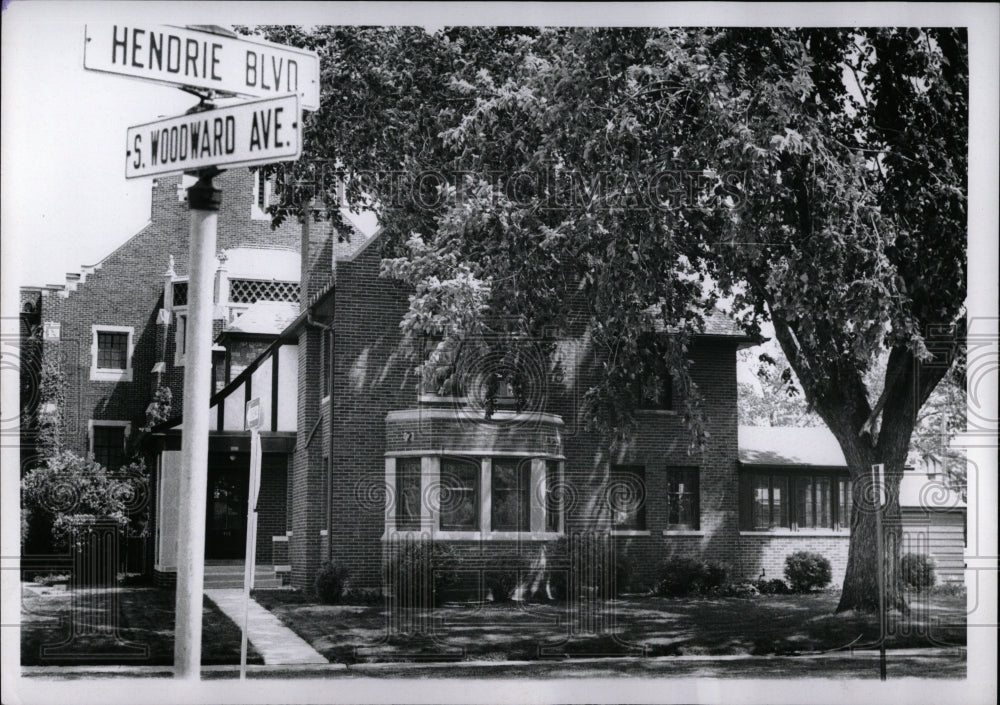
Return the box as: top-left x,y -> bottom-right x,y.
26,166 -> 960,595
143,191 -> 863,594
20,169 -> 317,578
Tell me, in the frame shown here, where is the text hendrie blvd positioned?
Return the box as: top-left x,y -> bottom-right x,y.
85,24 -> 320,110
126,95 -> 300,179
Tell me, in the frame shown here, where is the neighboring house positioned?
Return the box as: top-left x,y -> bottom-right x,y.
25,169 -> 965,594
20,169 -> 319,575
739,425 -> 966,585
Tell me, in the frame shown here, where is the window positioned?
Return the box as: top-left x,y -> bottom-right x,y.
637,374 -> 673,411
388,455 -> 564,536
439,458 -> 479,530
665,467 -> 699,530
97,332 -> 128,369
228,279 -> 300,304
491,458 -> 531,532
174,313 -> 187,365
545,460 -> 562,532
396,458 -> 422,530
251,172 -> 273,220
90,326 -> 133,381
743,471 -> 851,531
320,329 -> 333,400
610,465 -> 646,530
90,423 -> 128,471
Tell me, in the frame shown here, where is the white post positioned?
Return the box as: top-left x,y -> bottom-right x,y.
872,462 -> 886,681
240,422 -> 262,680
174,171 -> 221,679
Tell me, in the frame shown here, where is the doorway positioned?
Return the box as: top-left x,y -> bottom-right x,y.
205,466 -> 248,560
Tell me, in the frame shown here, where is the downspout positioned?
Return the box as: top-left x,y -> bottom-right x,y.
305,310 -> 334,561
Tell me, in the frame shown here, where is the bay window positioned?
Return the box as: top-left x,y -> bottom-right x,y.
386,455 -> 563,537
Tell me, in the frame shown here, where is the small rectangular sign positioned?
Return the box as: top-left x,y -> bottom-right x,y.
85,24 -> 320,110
245,397 -> 262,431
126,95 -> 301,179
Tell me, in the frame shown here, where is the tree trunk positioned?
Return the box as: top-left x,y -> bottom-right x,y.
835,436 -> 909,614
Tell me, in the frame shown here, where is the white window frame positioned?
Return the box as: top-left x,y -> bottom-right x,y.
88,420 -> 132,468
251,171 -> 272,220
384,453 -> 565,541
173,309 -> 188,366
90,325 -> 134,382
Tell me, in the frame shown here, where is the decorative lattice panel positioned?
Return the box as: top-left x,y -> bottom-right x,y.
229,279 -> 300,304
172,281 -> 188,307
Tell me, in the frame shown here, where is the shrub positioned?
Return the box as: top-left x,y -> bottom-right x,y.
930,582 -> 965,597
754,578 -> 791,595
714,581 -> 760,598
485,568 -> 521,603
655,557 -> 728,597
314,560 -> 349,603
901,553 -> 936,591
385,540 -> 460,607
784,551 -> 833,592
703,562 -> 729,592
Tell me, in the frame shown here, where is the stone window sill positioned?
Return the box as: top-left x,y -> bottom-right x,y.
661,530 -> 703,536
610,530 -> 652,537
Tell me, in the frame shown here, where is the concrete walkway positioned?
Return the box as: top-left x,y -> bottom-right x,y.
204,589 -> 327,665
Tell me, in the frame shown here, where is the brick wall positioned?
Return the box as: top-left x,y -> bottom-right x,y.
29,170 -> 305,458
257,454 -> 289,564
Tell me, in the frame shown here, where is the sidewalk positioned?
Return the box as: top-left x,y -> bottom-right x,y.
203,589 -> 327,666
20,647 -> 967,680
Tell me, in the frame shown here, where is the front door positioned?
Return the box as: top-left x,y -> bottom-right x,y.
205,467 -> 248,560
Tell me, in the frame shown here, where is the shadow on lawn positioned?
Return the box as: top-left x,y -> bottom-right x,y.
252,589 -> 966,665
21,585 -> 263,667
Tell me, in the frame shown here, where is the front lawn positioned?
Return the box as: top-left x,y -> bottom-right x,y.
252,589 -> 966,666
21,583 -> 263,666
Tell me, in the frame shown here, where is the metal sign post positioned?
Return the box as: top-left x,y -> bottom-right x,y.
871,462 -> 887,681
87,23 -> 312,680
240,398 -> 263,680
173,169 -> 221,679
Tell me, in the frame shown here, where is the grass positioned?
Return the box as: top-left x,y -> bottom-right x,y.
252,589 -> 966,667
21,583 -> 263,667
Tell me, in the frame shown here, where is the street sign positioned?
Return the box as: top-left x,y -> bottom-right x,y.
84,24 -> 320,110
245,397 -> 262,431
126,94 -> 300,179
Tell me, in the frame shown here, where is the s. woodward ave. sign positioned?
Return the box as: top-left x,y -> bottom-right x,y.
85,24 -> 320,111
125,94 -> 300,179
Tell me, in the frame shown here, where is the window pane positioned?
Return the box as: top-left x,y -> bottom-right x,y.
97,332 -> 128,369
545,461 -> 561,532
491,458 -> 530,531
752,475 -> 770,530
666,468 -> 698,530
609,466 -> 645,530
838,477 -> 852,529
773,475 -> 790,528
796,477 -> 814,529
439,458 -> 479,530
93,426 -> 126,471
816,476 -> 832,528
396,458 -> 422,530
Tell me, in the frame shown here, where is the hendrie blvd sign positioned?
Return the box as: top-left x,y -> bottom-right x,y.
125,94 -> 300,178
84,24 -> 320,110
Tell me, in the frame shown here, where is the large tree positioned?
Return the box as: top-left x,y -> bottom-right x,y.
251,26 -> 967,612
